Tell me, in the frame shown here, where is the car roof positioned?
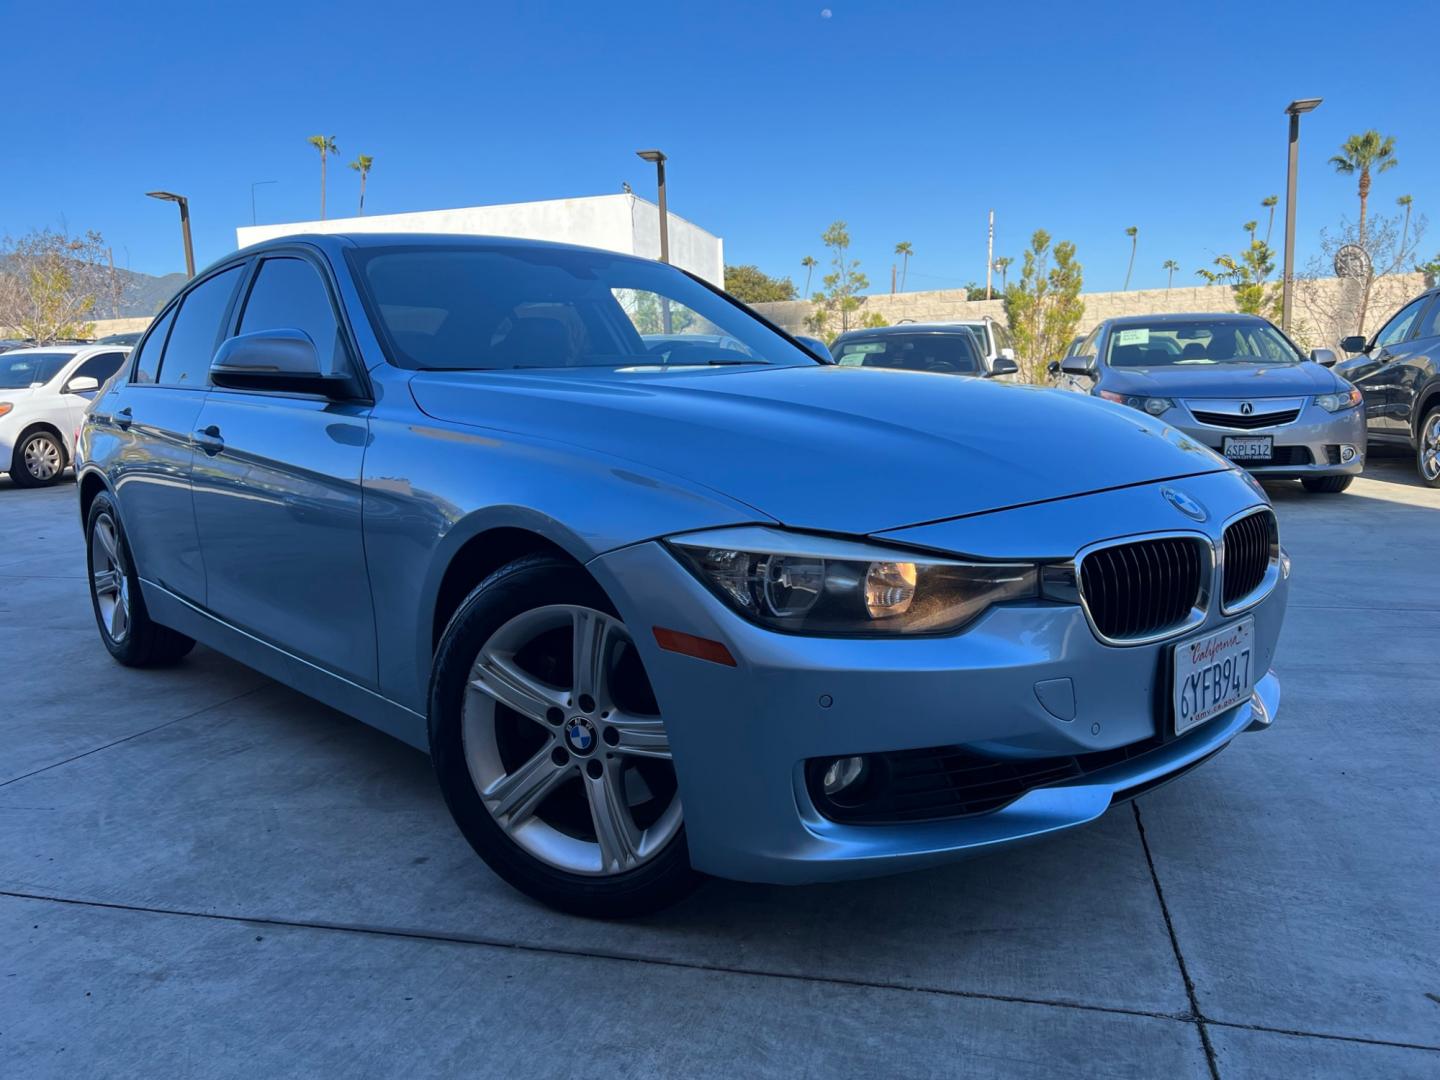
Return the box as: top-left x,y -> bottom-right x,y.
1104,312 -> 1271,328
0,345 -> 129,357
833,322 -> 982,338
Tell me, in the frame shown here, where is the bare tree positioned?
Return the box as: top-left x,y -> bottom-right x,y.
1294,210 -> 1428,348
0,228 -> 127,343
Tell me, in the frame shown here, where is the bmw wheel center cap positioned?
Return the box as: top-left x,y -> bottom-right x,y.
564,716 -> 597,754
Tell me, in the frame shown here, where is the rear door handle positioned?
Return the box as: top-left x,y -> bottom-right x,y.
193,424 -> 224,455
115,407 -> 132,430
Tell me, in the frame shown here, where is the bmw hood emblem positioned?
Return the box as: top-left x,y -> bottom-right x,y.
1161,487 -> 1208,522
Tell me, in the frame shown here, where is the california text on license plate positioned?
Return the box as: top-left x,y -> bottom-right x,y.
1173,619 -> 1254,736
1223,436 -> 1272,461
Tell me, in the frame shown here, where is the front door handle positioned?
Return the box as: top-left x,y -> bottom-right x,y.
115,407 -> 132,430
193,424 -> 225,455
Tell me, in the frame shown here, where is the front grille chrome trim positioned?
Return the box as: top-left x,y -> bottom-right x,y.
1219,506 -> 1281,615
1073,531 -> 1213,647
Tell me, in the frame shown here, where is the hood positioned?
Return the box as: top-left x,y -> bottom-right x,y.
408,365 -> 1229,535
1104,361 -> 1340,398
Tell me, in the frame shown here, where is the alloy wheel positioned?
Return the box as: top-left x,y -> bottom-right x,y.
23,436 -> 62,481
461,604 -> 680,876
90,512 -> 131,643
1422,414 -> 1440,482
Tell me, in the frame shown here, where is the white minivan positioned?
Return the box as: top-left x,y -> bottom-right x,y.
0,346 -> 130,486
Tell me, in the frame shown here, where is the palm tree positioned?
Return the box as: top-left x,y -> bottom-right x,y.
1162,259 -> 1180,289
1397,194 -> 1414,252
1243,220 -> 1259,243
992,256 -> 1013,292
1261,195 -> 1279,246
800,255 -> 817,297
1123,226 -> 1138,290
1329,130 -> 1398,246
894,241 -> 913,290
307,135 -> 339,219
350,154 -> 374,215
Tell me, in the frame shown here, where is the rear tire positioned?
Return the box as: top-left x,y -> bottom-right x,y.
10,430 -> 65,487
1418,406 -> 1440,488
1301,475 -> 1353,494
86,492 -> 196,667
429,554 -> 700,918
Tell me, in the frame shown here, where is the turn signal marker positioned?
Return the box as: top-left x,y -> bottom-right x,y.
652,627 -> 737,667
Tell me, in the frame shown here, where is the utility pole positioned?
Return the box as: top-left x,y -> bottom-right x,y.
986,209 -> 995,300
891,264 -> 897,295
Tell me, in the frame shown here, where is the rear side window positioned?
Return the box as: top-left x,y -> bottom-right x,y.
69,351 -> 127,388
238,257 -> 345,373
132,308 -> 176,384
157,265 -> 244,388
1414,297 -> 1440,341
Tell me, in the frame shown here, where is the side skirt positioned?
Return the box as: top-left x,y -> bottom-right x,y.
141,580 -> 429,752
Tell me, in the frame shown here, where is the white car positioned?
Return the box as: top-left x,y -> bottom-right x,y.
1,345 -> 130,487
955,316 -> 1019,378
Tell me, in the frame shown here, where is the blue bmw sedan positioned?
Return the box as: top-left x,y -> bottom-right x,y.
76,235 -> 1287,915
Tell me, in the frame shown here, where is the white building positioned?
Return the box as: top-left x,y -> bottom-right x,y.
235,194 -> 724,285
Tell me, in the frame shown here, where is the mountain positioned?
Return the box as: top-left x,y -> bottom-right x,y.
112,267 -> 188,317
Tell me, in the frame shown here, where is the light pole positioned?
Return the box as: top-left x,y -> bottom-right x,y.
1281,97 -> 1322,333
147,191 -> 195,278
635,149 -> 669,264
250,180 -> 278,226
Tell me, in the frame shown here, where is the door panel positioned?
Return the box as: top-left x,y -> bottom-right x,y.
189,393 -> 376,685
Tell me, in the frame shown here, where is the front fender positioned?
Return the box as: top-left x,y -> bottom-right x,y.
361,399 -> 773,713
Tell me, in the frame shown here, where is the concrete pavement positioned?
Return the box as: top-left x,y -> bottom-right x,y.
2,459 -> 1436,1078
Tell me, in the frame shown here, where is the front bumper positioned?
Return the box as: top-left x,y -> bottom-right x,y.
1170,403 -> 1365,478
590,481 -> 1287,884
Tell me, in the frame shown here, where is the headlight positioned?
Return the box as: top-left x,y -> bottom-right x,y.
1314,387 -> 1362,412
0,403 -> 12,419
667,527 -> 1040,635
1098,391 -> 1174,417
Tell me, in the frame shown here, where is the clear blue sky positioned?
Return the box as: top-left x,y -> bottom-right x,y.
4,0 -> 1435,294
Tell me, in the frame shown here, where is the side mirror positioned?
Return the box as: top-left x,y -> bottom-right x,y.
1340,335 -> 1368,354
794,335 -> 833,363
64,376 -> 101,395
1310,348 -> 1338,367
210,329 -> 358,398
1046,360 -> 1061,377
998,346 -> 1016,362
991,355 -> 1019,376
1060,354 -> 1097,378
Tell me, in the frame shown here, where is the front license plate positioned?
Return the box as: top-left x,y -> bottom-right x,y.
1223,435 -> 1273,461
1173,619 -> 1255,736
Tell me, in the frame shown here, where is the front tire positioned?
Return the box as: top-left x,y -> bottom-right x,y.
1418,406 -> 1440,488
429,555 -> 700,918
1301,475 -> 1353,494
86,493 -> 196,667
10,430 -> 65,487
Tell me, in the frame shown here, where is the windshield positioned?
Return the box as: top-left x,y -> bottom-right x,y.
349,244 -> 821,371
1105,320 -> 1302,367
0,352 -> 70,389
833,331 -> 981,375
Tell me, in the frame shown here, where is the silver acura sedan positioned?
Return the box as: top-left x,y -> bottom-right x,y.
77,235 -> 1286,916
1054,313 -> 1365,493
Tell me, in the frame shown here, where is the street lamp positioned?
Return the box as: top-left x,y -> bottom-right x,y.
250,179 -> 278,226
635,149 -> 669,264
1281,97 -> 1322,332
146,190 -> 195,278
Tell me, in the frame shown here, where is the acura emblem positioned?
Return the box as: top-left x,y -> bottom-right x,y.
1240,402 -> 1254,415
1161,487 -> 1208,522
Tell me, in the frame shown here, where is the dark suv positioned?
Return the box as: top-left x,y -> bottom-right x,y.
1335,287 -> 1440,487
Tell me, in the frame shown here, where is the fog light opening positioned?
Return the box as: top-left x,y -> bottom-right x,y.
821,755 -> 869,798
1338,444 -> 1358,464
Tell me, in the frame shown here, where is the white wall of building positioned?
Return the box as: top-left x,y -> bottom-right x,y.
235,194 -> 723,284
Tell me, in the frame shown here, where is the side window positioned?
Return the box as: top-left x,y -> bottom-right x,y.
237,257 -> 345,373
131,307 -> 176,384
157,265 -> 244,388
1374,297 -> 1428,349
1413,297 -> 1440,342
1078,327 -> 1100,357
68,352 -> 126,389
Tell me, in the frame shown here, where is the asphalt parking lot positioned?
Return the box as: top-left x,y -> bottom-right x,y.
2,457 -> 1437,1079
